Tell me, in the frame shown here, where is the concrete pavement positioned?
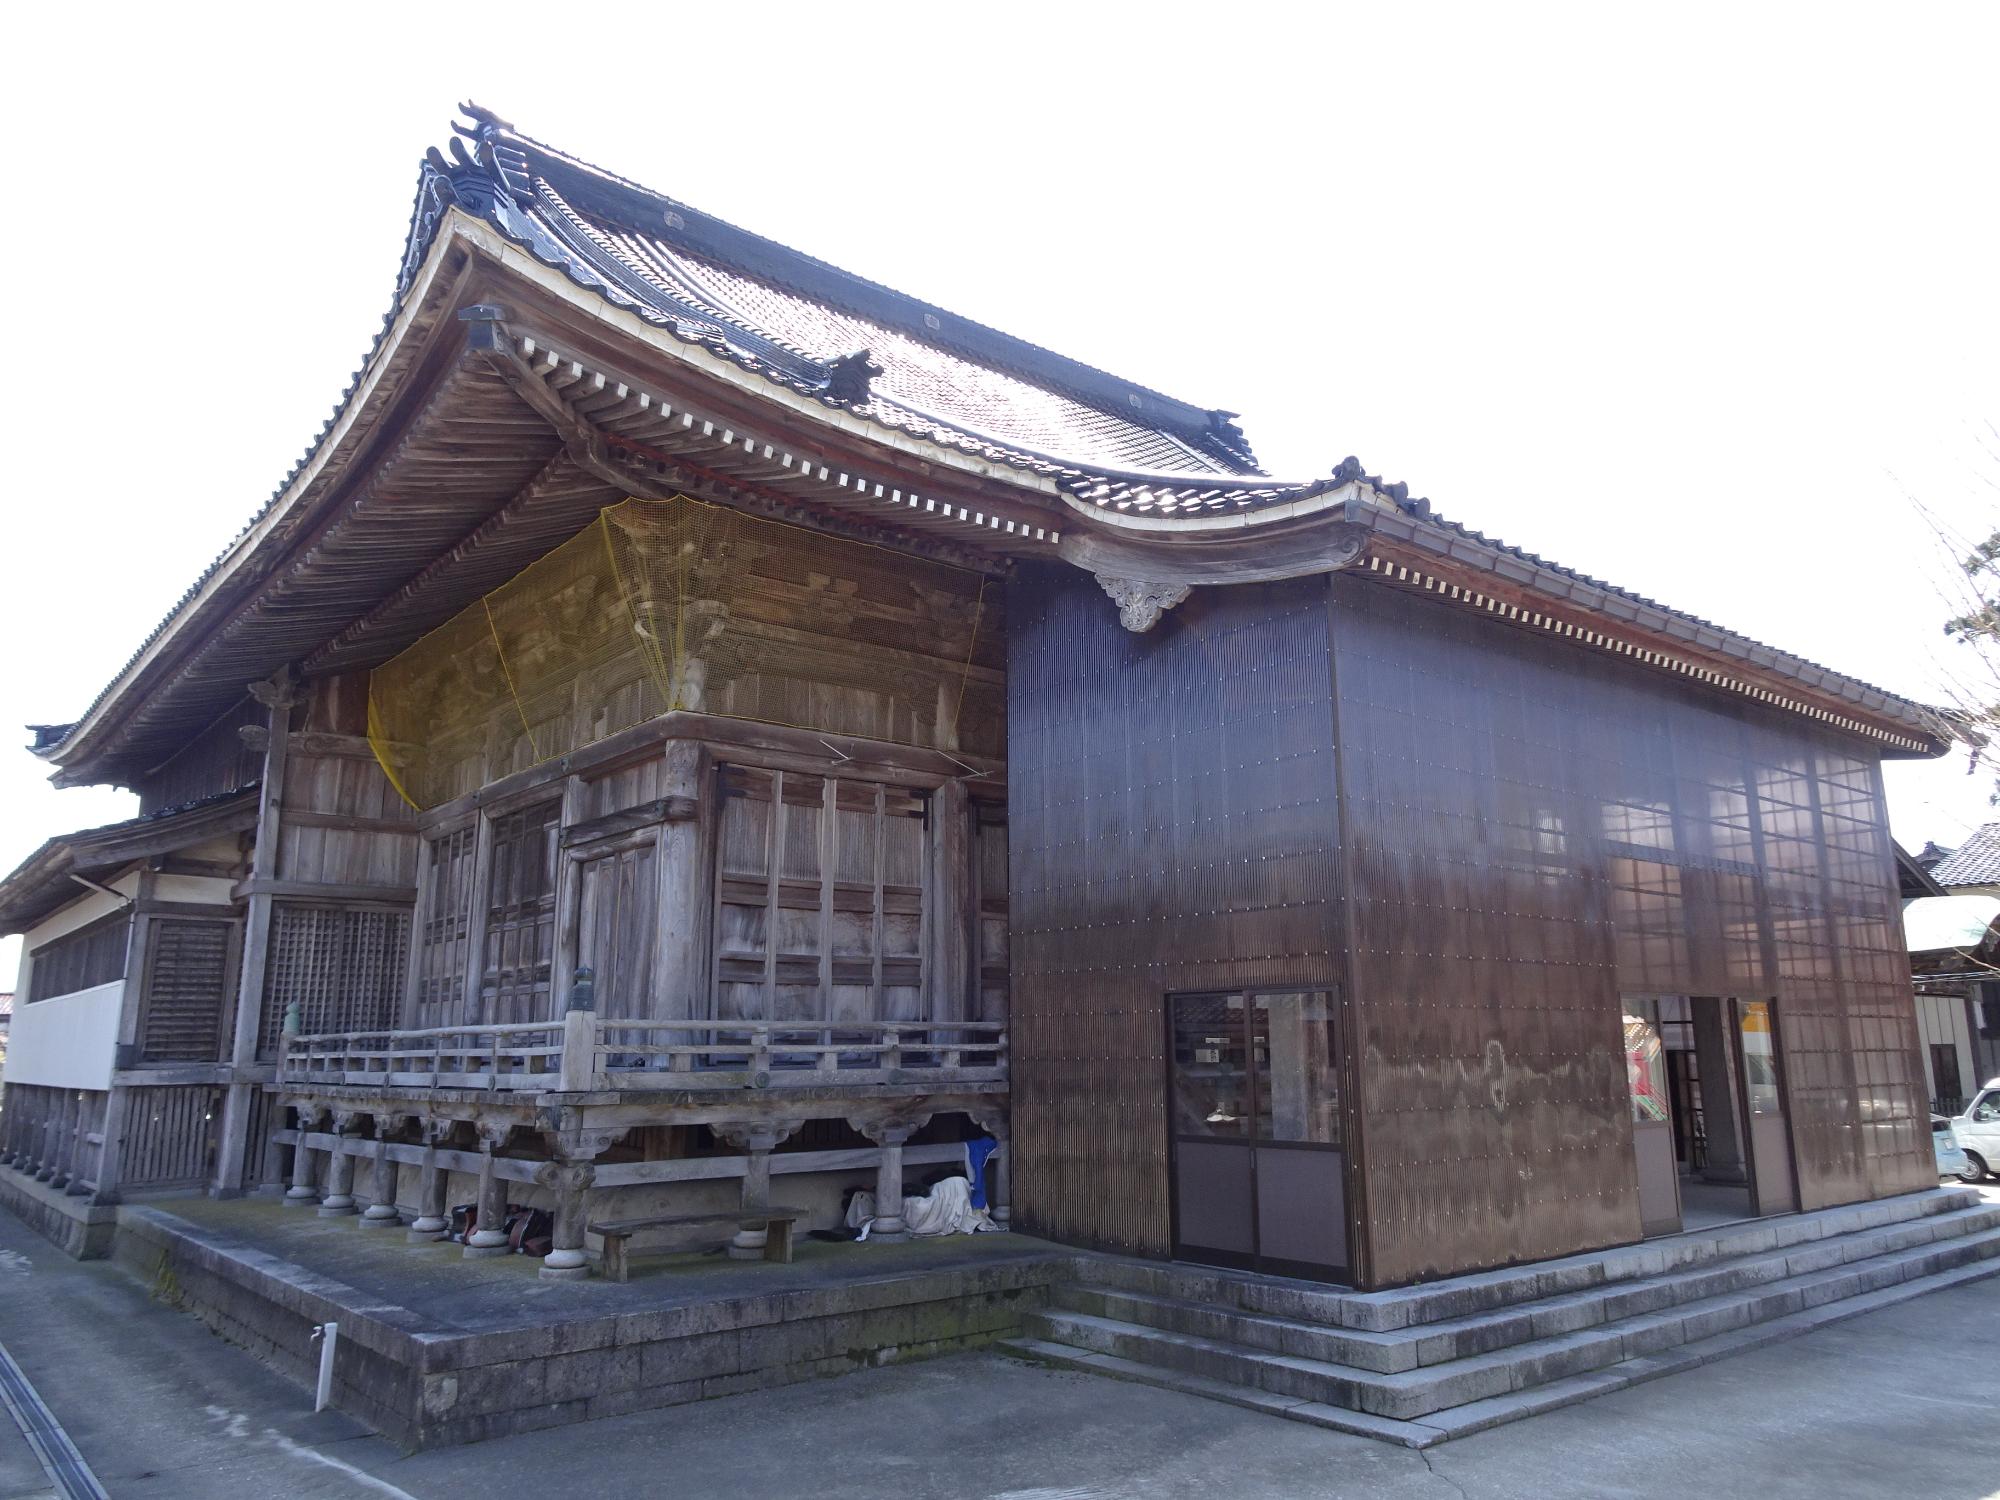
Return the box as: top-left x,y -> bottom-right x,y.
0,1201 -> 1994,1499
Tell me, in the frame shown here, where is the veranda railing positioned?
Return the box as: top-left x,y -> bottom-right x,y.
278,1017 -> 1007,1094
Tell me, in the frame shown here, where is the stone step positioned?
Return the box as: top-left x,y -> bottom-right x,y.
1024,1222 -> 2000,1422
1056,1201 -> 2000,1372
1074,1186 -> 1984,1332
1008,1248 -> 2000,1448
1004,1250 -> 2000,1448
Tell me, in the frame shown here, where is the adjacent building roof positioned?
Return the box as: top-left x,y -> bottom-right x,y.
0,788 -> 258,935
1915,839 -> 1958,871
1928,823 -> 2000,889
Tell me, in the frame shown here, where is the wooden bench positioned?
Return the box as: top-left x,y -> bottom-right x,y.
589,1208 -> 807,1282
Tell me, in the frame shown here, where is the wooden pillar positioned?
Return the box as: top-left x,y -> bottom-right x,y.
872,1127 -> 911,1241
361,1117 -> 402,1227
408,1119 -> 451,1240
536,1161 -> 596,1279
215,671 -> 297,1197
284,1107 -> 322,1206
10,1095 -> 30,1169
47,1094 -> 77,1190
68,1094 -> 103,1198
318,1113 -> 359,1216
928,778 -> 971,1024
973,1112 -> 1011,1228
851,1114 -> 927,1243
650,741 -> 707,1021
34,1098 -> 58,1181
717,1121 -> 798,1259
464,1128 -> 510,1256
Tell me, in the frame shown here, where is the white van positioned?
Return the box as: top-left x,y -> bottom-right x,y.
1951,1079 -> 2000,1182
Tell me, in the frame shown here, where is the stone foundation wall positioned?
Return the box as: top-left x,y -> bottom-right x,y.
0,1170 -> 118,1258
113,1205 -> 1070,1449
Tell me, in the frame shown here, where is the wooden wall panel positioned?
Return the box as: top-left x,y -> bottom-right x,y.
26,911 -> 131,1001
123,1085 -> 224,1190
1329,575 -> 1932,1285
1007,566 -> 1340,1258
259,904 -> 411,1055
278,744 -> 419,888
135,696 -> 262,815
137,918 -> 239,1063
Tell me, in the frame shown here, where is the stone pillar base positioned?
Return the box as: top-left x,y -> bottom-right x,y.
869,1225 -> 910,1244
317,1200 -> 357,1217
462,1243 -> 509,1259
406,1216 -> 449,1242
359,1209 -> 402,1228
540,1246 -> 591,1280
281,1189 -> 318,1208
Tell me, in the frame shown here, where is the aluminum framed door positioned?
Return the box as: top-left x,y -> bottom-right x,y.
1167,990 -> 1349,1281
1624,998 -> 1684,1236
1732,997 -> 1798,1217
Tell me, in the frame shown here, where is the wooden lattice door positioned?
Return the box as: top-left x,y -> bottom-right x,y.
713,767 -> 927,1024
480,800 -> 560,1024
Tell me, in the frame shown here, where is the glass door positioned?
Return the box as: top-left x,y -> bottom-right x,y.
1624,998 -> 1683,1236
1168,990 -> 1348,1280
1169,994 -> 1257,1262
1732,998 -> 1798,1216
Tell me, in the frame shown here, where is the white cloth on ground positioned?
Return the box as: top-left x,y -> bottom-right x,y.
845,1174 -> 996,1239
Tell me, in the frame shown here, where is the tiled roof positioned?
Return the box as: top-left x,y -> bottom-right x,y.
1928,824 -> 2000,888
23,105 -> 1955,769
427,106 -> 1261,482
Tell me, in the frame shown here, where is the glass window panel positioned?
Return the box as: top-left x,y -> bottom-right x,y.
1254,991 -> 1341,1145
1624,997 -> 1670,1123
1171,994 -> 1251,1138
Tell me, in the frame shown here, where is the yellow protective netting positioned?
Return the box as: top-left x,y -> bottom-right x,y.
367,496 -> 997,810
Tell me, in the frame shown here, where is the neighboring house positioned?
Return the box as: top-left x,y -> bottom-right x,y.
1900,845 -> 1996,1112
1915,839 -> 1957,873
1928,823 -> 2000,895
0,106 -> 1957,1299
0,990 -> 12,1079
0,796 -> 254,1197
1906,825 -> 2000,1106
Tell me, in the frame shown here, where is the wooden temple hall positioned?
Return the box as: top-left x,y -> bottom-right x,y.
0,106 -> 1956,1293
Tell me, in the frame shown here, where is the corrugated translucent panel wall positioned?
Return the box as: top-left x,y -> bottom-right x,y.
1006,565 -> 1341,1257
1329,574 -> 1931,1286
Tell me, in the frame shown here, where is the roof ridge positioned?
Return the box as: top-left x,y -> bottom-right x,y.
462,107 -> 1258,467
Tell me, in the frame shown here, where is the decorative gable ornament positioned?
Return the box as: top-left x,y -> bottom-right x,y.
1096,574 -> 1192,633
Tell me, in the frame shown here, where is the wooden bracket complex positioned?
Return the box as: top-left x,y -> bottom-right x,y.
1094,575 -> 1193,633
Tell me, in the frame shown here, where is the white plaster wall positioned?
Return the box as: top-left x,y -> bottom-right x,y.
5,980 -> 122,1089
12,884 -> 135,1091
23,881 -> 133,954
1916,992 -> 1977,1104
152,874 -> 236,905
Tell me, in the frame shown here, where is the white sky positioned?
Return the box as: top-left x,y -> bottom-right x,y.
1,4 -> 1996,982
